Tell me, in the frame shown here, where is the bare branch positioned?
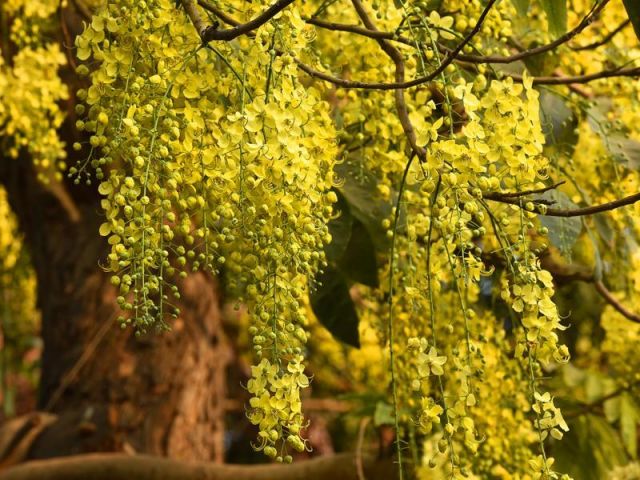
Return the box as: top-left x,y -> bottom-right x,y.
445,0 -> 609,64
594,280 -> 640,323
298,0 -> 498,90
350,0 -> 425,160
181,0 -> 209,37
564,379 -> 640,418
511,66 -> 640,86
571,18 -> 630,51
197,0 -> 242,28
200,0 -> 296,42
482,181 -> 566,200
306,0 -> 608,66
68,0 -> 91,21
485,191 -> 640,217
423,0 -> 498,76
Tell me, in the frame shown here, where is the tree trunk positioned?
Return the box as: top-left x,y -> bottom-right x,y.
0,142 -> 230,462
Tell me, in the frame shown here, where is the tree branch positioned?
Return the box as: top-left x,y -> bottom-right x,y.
482,181 -> 565,200
181,0 -> 209,37
298,0 -> 497,90
564,379 -> 640,418
199,0 -> 296,42
484,191 -> 640,217
350,0 -> 425,160
306,0 -> 607,65
594,280 -> 640,323
511,66 -> 640,86
0,453 -> 397,480
570,18 -> 629,51
439,0 -> 609,63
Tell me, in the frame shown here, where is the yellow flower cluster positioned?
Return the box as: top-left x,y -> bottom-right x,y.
0,0 -> 68,182
74,0 -> 337,454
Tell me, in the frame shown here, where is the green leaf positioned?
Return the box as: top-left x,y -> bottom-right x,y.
623,0 -> 640,41
335,160 -> 392,251
538,191 -> 583,257
587,98 -> 640,169
325,189 -> 353,263
373,401 -> 395,426
555,415 -> 628,480
338,219 -> 379,287
539,89 -> 578,150
540,0 -> 567,38
310,267 -> 360,348
619,393 -> 639,459
511,0 -> 530,16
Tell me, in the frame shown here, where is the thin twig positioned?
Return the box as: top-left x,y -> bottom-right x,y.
44,312 -> 116,411
198,0 -> 242,28
512,66 -> 640,86
298,0 -> 497,90
200,0 -> 295,42
594,281 -> 640,323
565,379 -> 640,418
483,181 -> 566,200
485,191 -> 640,217
181,0 -> 209,37
571,18 -> 630,51
306,0 -> 607,65
68,0 -> 91,21
350,0 -> 425,160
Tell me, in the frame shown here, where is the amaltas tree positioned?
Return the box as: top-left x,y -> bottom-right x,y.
2,0 -> 640,478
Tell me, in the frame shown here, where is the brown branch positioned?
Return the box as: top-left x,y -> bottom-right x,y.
197,0 -> 242,28
306,0 -> 607,65
594,280 -> 640,323
422,0 -> 498,74
493,249 -> 640,324
482,181 -> 565,200
571,18 -> 630,51
539,253 -> 640,323
564,379 -> 640,418
511,66 -> 640,86
0,453 -> 396,480
181,0 -> 209,37
67,0 -> 91,21
485,191 -> 640,217
299,61 -> 640,90
200,0 -> 296,42
298,0 -> 497,90
442,0 -> 608,64
44,313 -> 116,411
350,0 -> 425,160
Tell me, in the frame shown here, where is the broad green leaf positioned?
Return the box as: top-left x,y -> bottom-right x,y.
523,47 -> 553,76
538,191 -> 583,257
623,0 -> 640,41
619,393 -> 639,458
555,415 -> 627,480
587,98 -> 640,169
511,0 -> 530,16
335,160 -> 392,250
310,267 -> 360,348
325,189 -> 353,263
338,219 -> 379,287
539,89 -> 578,150
373,401 -> 395,426
540,0 -> 567,38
